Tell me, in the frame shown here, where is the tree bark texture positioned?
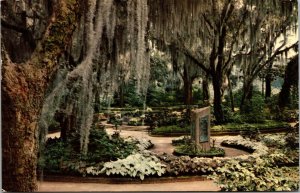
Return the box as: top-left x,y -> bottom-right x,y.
265,64 -> 273,99
240,80 -> 254,113
202,75 -> 210,104
211,73 -> 224,124
183,65 -> 193,106
1,1 -> 80,191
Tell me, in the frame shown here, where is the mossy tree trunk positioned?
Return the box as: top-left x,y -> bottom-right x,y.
1,0 -> 80,191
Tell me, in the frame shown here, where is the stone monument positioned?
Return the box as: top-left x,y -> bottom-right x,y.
191,106 -> 211,151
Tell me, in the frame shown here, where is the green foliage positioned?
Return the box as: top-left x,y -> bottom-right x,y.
259,133 -> 286,147
39,138 -> 68,172
241,94 -> 266,123
146,53 -> 183,107
40,127 -> 137,173
146,110 -> 188,127
173,144 -> 225,158
212,120 -> 289,132
158,154 -> 224,176
86,128 -> 137,163
87,153 -> 166,180
151,125 -> 190,135
209,158 -> 299,191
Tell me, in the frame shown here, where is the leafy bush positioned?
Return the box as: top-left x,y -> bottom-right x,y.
173,144 -> 225,158
241,94 -> 266,123
87,153 -> 166,180
151,125 -> 190,135
40,127 -> 138,173
39,137 -> 68,172
209,158 -> 299,191
211,120 -> 289,132
86,128 -> 137,163
144,109 -> 189,127
158,154 -> 224,176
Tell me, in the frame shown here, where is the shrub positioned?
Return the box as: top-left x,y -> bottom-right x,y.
241,94 -> 265,123
151,125 -> 190,135
86,128 -> 137,162
39,138 -> 68,172
173,144 -> 225,158
40,127 -> 138,173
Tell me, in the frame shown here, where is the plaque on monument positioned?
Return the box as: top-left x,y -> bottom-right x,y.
199,115 -> 209,142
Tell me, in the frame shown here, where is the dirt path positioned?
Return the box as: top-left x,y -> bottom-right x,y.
38,180 -> 220,192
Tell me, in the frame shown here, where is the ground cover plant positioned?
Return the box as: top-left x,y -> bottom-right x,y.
173,145 -> 225,158
151,125 -> 190,135
209,157 -> 299,191
87,153 -> 166,180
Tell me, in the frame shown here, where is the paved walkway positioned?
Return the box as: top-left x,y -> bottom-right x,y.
38,180 -> 220,191
105,128 -> 249,157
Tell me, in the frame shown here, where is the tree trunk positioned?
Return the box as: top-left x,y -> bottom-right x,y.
265,74 -> 271,98
227,74 -> 235,112
265,67 -> 272,99
211,73 -> 224,124
1,1 -> 80,191
240,80 -> 253,112
278,55 -> 298,109
119,78 -> 125,107
183,65 -> 193,106
202,75 -> 210,104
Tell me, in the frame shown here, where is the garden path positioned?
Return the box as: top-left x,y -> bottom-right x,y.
38,180 -> 220,191
104,127 -> 250,157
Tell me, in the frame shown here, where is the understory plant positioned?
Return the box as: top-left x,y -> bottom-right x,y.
221,135 -> 269,155
87,153 -> 166,180
173,143 -> 225,158
209,157 -> 299,191
40,127 -> 138,173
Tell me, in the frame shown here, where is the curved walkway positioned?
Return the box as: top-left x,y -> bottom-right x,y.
105,127 -> 250,157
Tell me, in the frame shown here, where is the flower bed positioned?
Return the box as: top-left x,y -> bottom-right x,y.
220,135 -> 269,156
